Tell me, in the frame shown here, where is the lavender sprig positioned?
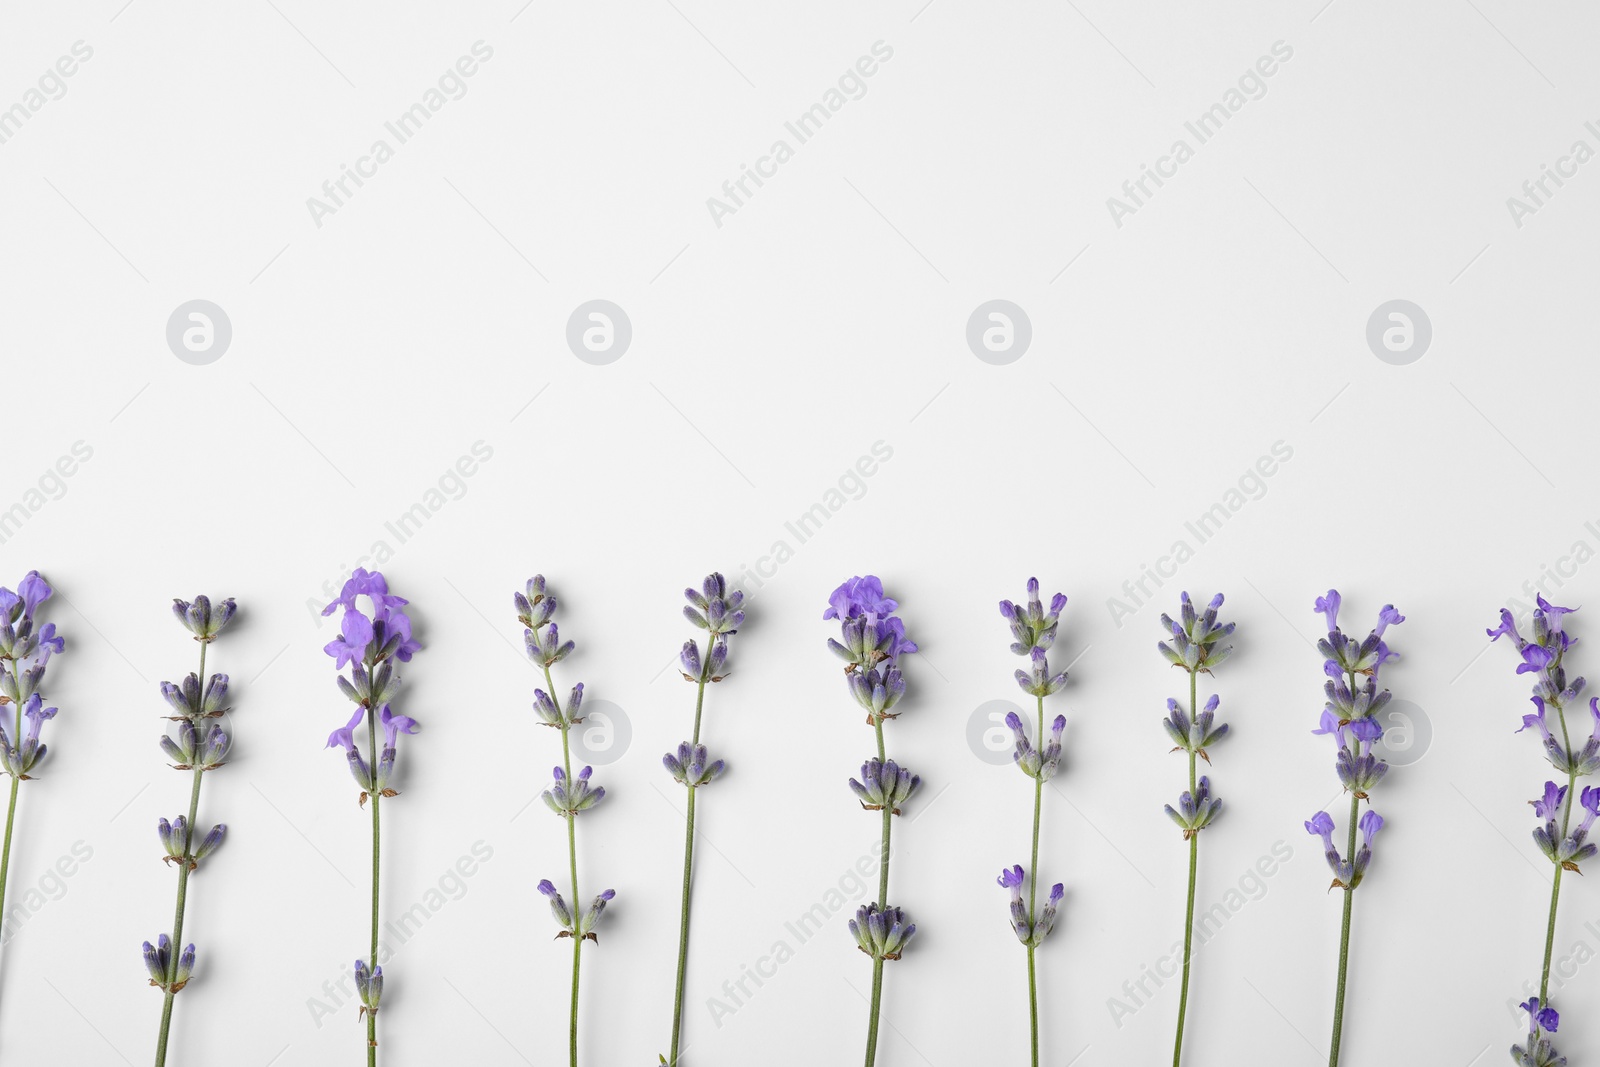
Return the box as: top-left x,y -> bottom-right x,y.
1490,596 -> 1593,1066
321,569 -> 420,1067
662,573 -> 743,1067
1305,590 -> 1403,1066
517,575 -> 613,1067
994,578 -> 1069,1067
1158,592 -> 1234,1067
0,571 -> 62,1002
149,595 -> 236,1067
826,575 -> 918,1067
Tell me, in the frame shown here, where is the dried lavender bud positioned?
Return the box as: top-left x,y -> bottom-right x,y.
848,903 -> 916,961
662,743 -> 726,787
171,596 -> 238,642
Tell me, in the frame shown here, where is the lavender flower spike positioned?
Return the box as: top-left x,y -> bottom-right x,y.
664,572 -> 746,1066
1310,590 -> 1403,1067
829,576 -> 921,1067
516,575 -> 614,1067
1493,594 -> 1597,1067
320,570 -> 420,1066
995,579 -> 1072,1067
1159,592 -> 1235,1066
0,572 -> 63,1025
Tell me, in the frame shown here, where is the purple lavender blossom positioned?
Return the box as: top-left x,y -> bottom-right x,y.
829,576 -> 920,1065
1493,595 -> 1595,1063
1308,590 -> 1403,1062
321,571 -> 418,1060
826,576 -> 918,668
323,571 -> 421,801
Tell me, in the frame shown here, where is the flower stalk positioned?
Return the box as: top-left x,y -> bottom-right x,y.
148,595 -> 236,1066
825,576 -> 919,1067
1303,590 -> 1403,1067
662,574 -> 742,1067
994,579 -> 1069,1067
1157,592 -> 1234,1066
1489,596 -> 1598,1067
519,576 -> 614,1067
321,569 -> 421,1066
0,571 -> 63,1002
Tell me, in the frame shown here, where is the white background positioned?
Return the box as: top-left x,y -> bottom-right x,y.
0,1 -> 1592,1064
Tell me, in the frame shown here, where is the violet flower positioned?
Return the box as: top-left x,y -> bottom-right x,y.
0,571 -> 64,993
1157,592 -> 1234,1066
516,576 -> 613,1067
1305,590 -> 1403,1066
321,569 -> 420,1065
827,575 -> 919,1067
664,572 -> 743,1067
147,596 -> 235,1067
1491,596 -> 1596,1066
994,578 -> 1069,1067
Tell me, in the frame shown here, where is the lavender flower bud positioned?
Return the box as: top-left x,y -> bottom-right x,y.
542,765 -> 605,816
1015,647 -> 1068,698
1163,776 -> 1221,837
848,757 -> 920,814
141,934 -> 195,992
193,823 -> 226,865
354,959 -> 383,1014
172,595 -> 237,642
577,889 -> 616,940
663,743 -> 726,787
197,723 -> 231,769
532,688 -> 563,727
848,903 -> 916,960
142,935 -> 170,986
526,622 -> 575,667
158,816 -> 188,861
679,640 -> 702,681
998,579 -> 1068,654
515,576 -> 557,630
705,636 -> 729,681
538,878 -> 573,932
1158,591 -> 1235,673
849,665 -> 906,722
684,573 -> 744,635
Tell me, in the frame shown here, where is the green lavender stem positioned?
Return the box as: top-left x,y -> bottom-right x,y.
1025,693 -> 1045,1067
1326,665 -> 1363,1067
155,641 -> 207,1067
1535,695 -> 1577,1040
543,663 -> 582,1067
367,697 -> 381,1067
863,710 -> 890,1067
667,670 -> 711,1066
1326,792 -> 1358,1067
0,666 -> 24,965
0,774 -> 17,958
1171,669 -> 1199,1067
